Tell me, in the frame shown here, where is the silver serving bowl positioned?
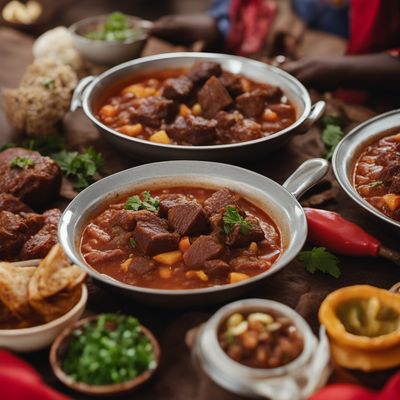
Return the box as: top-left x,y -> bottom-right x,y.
71,52 -> 325,161
333,109 -> 400,230
58,159 -> 328,307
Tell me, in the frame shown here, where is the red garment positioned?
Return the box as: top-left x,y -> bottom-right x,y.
0,350 -> 70,400
347,0 -> 400,54
226,0 -> 277,55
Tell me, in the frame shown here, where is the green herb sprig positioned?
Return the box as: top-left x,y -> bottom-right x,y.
298,247 -> 341,278
124,191 -> 159,212
10,156 -> 35,169
370,180 -> 383,188
321,115 -> 345,160
62,314 -> 156,386
223,205 -> 252,235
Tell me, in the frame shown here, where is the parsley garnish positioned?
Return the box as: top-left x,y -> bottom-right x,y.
61,314 -> 156,385
22,135 -> 64,156
321,115 -> 345,160
124,191 -> 159,212
223,205 -> 252,235
10,156 -> 35,169
370,180 -> 383,188
129,238 -> 137,248
298,247 -> 341,278
52,147 -> 103,190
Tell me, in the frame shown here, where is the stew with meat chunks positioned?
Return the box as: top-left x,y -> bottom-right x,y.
97,61 -> 296,146
218,311 -> 304,368
353,129 -> 400,221
81,187 -> 282,289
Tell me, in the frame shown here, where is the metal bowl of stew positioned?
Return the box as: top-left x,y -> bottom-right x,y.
58,159 -> 328,307
333,109 -> 400,230
71,52 -> 325,162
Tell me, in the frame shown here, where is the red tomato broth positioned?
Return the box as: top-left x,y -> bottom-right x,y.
96,62 -> 296,146
353,129 -> 400,222
80,187 -> 282,290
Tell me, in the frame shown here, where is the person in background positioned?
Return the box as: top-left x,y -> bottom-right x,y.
151,0 -> 400,93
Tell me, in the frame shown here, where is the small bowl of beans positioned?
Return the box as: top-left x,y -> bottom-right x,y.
193,299 -> 331,399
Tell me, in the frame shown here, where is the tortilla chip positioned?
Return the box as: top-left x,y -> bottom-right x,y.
0,263 -> 36,318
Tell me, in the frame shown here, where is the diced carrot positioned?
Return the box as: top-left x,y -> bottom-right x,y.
153,250 -> 182,265
185,270 -> 209,282
383,194 -> 400,211
179,104 -> 191,117
99,104 -> 117,118
117,123 -> 143,136
120,258 -> 132,272
159,266 -> 172,279
179,236 -> 191,253
149,130 -> 171,144
229,272 -> 249,284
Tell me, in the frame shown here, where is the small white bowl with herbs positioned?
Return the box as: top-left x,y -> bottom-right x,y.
69,12 -> 151,65
50,313 -> 160,396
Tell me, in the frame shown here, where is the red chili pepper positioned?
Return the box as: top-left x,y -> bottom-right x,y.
304,208 -> 400,264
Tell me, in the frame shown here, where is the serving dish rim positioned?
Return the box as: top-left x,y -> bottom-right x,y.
58,160 -> 307,297
81,52 -> 312,151
332,108 -> 400,230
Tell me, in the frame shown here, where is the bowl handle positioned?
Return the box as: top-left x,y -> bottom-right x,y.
295,100 -> 326,135
283,158 -> 329,199
70,76 -> 95,112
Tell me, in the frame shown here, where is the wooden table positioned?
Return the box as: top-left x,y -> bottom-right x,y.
1,27 -> 399,400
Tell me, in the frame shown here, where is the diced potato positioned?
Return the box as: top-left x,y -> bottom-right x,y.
117,123 -> 143,136
248,242 -> 258,253
122,84 -> 156,98
99,104 -> 117,118
262,108 -> 278,122
179,236 -> 191,253
227,313 -> 244,328
192,103 -> 202,116
153,250 -> 182,265
143,87 -> 157,97
383,194 -> 400,211
120,258 -> 132,272
149,130 -> 172,144
229,272 -> 249,284
179,104 -> 191,117
159,266 -> 172,279
185,270 -> 209,282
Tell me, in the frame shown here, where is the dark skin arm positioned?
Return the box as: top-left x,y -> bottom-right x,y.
283,53 -> 400,92
150,15 -> 222,49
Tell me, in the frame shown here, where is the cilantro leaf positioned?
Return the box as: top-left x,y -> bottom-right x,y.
320,114 -> 345,161
10,156 -> 35,169
52,147 -> 103,190
298,247 -> 341,278
124,191 -> 159,212
129,238 -> 137,248
223,205 -> 252,235
23,135 -> 64,156
321,115 -> 341,127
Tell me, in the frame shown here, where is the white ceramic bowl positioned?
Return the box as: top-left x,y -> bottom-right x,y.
69,14 -> 151,65
0,285 -> 87,352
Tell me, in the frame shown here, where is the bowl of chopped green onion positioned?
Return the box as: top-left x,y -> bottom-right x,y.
69,12 -> 151,65
49,313 -> 160,396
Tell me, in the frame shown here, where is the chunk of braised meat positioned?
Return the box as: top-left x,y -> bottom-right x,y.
0,148 -> 61,207
84,249 -> 125,266
125,256 -> 156,276
167,115 -> 217,145
215,111 -> 237,132
161,76 -> 193,101
269,103 -> 293,119
158,193 -> 188,217
0,193 -> 32,214
110,209 -> 139,231
203,259 -> 231,278
197,76 -> 232,118
183,235 -> 224,268
131,96 -> 178,128
187,61 -> 222,84
230,255 -> 271,274
204,188 -> 239,216
133,211 -> 179,256
168,201 -> 209,236
380,162 -> 400,192
225,215 -> 265,247
389,175 -> 400,194
20,208 -> 61,260
231,119 -> 263,142
219,71 -> 243,97
0,211 -> 45,260
376,143 -> 400,165
236,88 -> 281,118
84,223 -> 112,243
